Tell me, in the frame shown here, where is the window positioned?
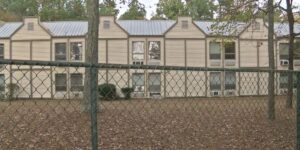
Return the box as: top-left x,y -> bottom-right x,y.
210,72 -> 221,90
0,74 -> 5,92
55,74 -> 67,92
225,72 -> 236,90
132,73 -> 144,92
148,41 -> 160,61
103,20 -> 110,29
0,44 -> 4,59
224,42 -> 235,60
148,73 -> 161,94
71,73 -> 83,91
55,43 -> 66,61
279,73 -> 297,88
209,42 -> 221,60
70,42 -> 83,61
182,20 -> 188,29
132,42 -> 144,61
27,22 -> 34,31
279,43 -> 289,60
252,21 -> 260,30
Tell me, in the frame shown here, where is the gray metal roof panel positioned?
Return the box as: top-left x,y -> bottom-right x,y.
42,21 -> 88,37
274,23 -> 300,37
117,20 -> 176,36
194,21 -> 247,36
0,22 -> 22,38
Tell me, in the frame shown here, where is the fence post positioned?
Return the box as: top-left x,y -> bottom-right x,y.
90,66 -> 98,150
297,72 -> 300,150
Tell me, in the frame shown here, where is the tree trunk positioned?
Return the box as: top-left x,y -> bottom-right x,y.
83,0 -> 99,112
267,0 -> 275,120
286,0 -> 294,109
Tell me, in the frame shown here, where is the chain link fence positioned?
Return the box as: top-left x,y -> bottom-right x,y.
0,60 -> 299,149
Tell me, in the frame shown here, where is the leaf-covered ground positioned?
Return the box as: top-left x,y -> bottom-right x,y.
0,96 -> 296,149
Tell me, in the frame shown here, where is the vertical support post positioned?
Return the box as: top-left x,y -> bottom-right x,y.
296,72 -> 300,150
90,66 -> 98,150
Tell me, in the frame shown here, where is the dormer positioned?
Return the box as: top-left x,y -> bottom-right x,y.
99,16 -> 128,39
239,18 -> 268,39
11,17 -> 51,40
165,16 -> 206,39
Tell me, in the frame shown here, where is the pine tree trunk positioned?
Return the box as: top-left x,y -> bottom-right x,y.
268,0 -> 275,120
286,0 -> 294,109
83,0 -> 99,112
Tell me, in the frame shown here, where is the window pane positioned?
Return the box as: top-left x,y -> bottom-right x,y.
0,44 -> 4,59
0,74 -> 5,91
103,20 -> 110,29
149,73 -> 161,93
279,73 -> 288,88
149,41 -> 160,60
210,42 -> 221,60
210,54 -> 221,59
225,54 -> 235,59
71,73 -> 83,91
132,74 -> 144,86
225,42 -> 235,60
182,20 -> 188,29
55,43 -> 66,61
70,42 -> 83,61
210,72 -> 221,90
133,42 -> 144,60
55,74 -> 66,91
279,43 -> 289,60
225,72 -> 236,90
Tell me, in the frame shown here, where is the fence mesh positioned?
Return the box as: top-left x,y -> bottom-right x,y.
0,61 -> 298,149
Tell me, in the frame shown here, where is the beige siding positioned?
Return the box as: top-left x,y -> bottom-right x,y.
165,71 -> 185,97
186,71 -> 206,97
186,40 -> 205,67
165,40 -> 185,66
32,41 -> 51,61
108,40 -> 127,64
240,19 -> 268,40
165,17 -> 205,39
12,42 -> 30,60
259,41 -> 269,67
12,18 -> 51,40
99,16 -> 127,38
99,40 -> 107,63
240,72 -> 258,96
240,41 -> 258,67
32,70 -> 51,98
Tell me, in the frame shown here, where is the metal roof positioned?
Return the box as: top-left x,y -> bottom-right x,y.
194,21 -> 247,36
0,22 -> 22,38
117,20 -> 176,36
42,21 -> 88,37
274,23 -> 300,37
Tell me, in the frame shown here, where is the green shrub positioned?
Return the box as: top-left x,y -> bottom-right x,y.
98,83 -> 117,100
121,87 -> 134,99
6,83 -> 19,101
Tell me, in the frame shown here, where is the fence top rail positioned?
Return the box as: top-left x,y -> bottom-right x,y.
0,59 -> 299,73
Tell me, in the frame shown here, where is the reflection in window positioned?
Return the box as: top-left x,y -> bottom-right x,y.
0,74 -> 4,92
148,73 -> 161,94
225,42 -> 235,60
55,43 -> 66,61
148,41 -> 160,61
71,73 -> 83,91
225,72 -> 236,90
70,42 -> 83,61
279,73 -> 297,89
132,73 -> 144,92
132,42 -> 144,61
210,72 -> 221,90
209,42 -> 221,60
55,74 -> 67,92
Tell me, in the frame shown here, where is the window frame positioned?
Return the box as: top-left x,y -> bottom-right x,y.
103,20 -> 110,29
70,73 -> 83,91
55,74 -> 67,92
148,41 -> 161,61
181,20 -> 188,29
55,43 -> 67,61
279,73 -> 297,89
210,72 -> 221,91
224,72 -> 236,90
27,22 -> 34,31
279,43 -> 289,60
209,42 -> 221,60
148,73 -> 161,94
132,41 -> 145,61
70,42 -> 83,61
224,42 -> 235,60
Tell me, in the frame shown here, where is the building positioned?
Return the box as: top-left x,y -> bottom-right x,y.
0,16 -> 299,99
